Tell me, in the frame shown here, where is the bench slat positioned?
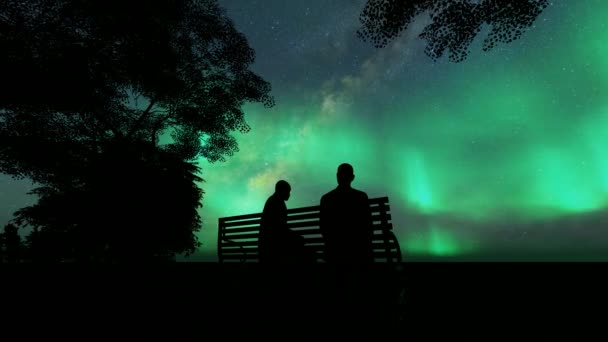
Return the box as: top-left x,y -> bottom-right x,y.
221,215 -> 391,228
221,233 -> 259,240
221,240 -> 259,247
221,226 -> 260,235
288,213 -> 320,221
220,248 -> 258,252
372,214 -> 391,222
222,218 -> 261,228
222,254 -> 259,260
222,219 -> 392,232
368,197 -> 389,205
220,212 -> 263,222
288,228 -> 322,235
223,222 -> 392,232
287,221 -> 320,229
221,225 -> 394,239
286,206 -> 320,215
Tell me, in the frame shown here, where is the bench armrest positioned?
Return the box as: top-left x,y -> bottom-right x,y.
220,238 -> 249,263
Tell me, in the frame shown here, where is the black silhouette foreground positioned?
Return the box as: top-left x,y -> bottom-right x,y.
320,163 -> 374,264
13,142 -> 203,262
258,180 -> 314,264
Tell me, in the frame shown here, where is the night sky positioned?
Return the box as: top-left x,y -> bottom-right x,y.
2,0 -> 608,261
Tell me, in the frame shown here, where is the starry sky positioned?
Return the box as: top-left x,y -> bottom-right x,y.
2,0 -> 608,261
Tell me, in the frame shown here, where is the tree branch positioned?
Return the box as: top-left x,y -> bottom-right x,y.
151,115 -> 172,146
127,97 -> 157,140
81,104 -> 122,139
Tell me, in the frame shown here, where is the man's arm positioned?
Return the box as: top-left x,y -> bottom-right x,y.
261,198 -> 282,233
319,195 -> 326,236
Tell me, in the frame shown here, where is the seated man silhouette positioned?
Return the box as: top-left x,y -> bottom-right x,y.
259,180 -> 313,264
320,163 -> 374,264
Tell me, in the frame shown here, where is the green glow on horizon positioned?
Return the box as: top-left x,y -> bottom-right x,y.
529,148 -> 605,213
404,225 -> 478,257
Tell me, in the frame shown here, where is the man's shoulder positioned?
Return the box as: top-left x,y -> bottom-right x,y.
352,188 -> 369,199
263,194 -> 282,209
264,194 -> 275,205
320,188 -> 338,201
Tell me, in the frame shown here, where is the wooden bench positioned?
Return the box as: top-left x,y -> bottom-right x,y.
218,196 -> 402,263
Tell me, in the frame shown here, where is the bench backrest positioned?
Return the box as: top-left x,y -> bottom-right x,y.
218,196 -> 401,263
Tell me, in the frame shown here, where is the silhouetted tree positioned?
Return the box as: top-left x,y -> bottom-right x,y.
357,0 -> 549,62
0,0 -> 273,260
0,224 -> 23,263
14,141 -> 204,262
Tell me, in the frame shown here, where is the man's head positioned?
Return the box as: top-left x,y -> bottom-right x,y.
275,180 -> 291,201
336,163 -> 354,187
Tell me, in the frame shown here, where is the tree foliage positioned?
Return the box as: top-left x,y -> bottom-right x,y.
0,0 -> 273,260
15,142 -> 204,261
357,0 -> 549,62
0,0 -> 274,183
0,223 -> 23,263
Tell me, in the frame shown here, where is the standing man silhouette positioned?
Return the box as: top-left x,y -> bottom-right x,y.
259,180 -> 310,263
320,163 -> 374,264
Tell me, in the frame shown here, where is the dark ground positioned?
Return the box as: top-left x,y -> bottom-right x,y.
1,263 -> 604,336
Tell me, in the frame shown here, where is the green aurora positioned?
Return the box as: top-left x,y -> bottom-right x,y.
182,0 -> 608,261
